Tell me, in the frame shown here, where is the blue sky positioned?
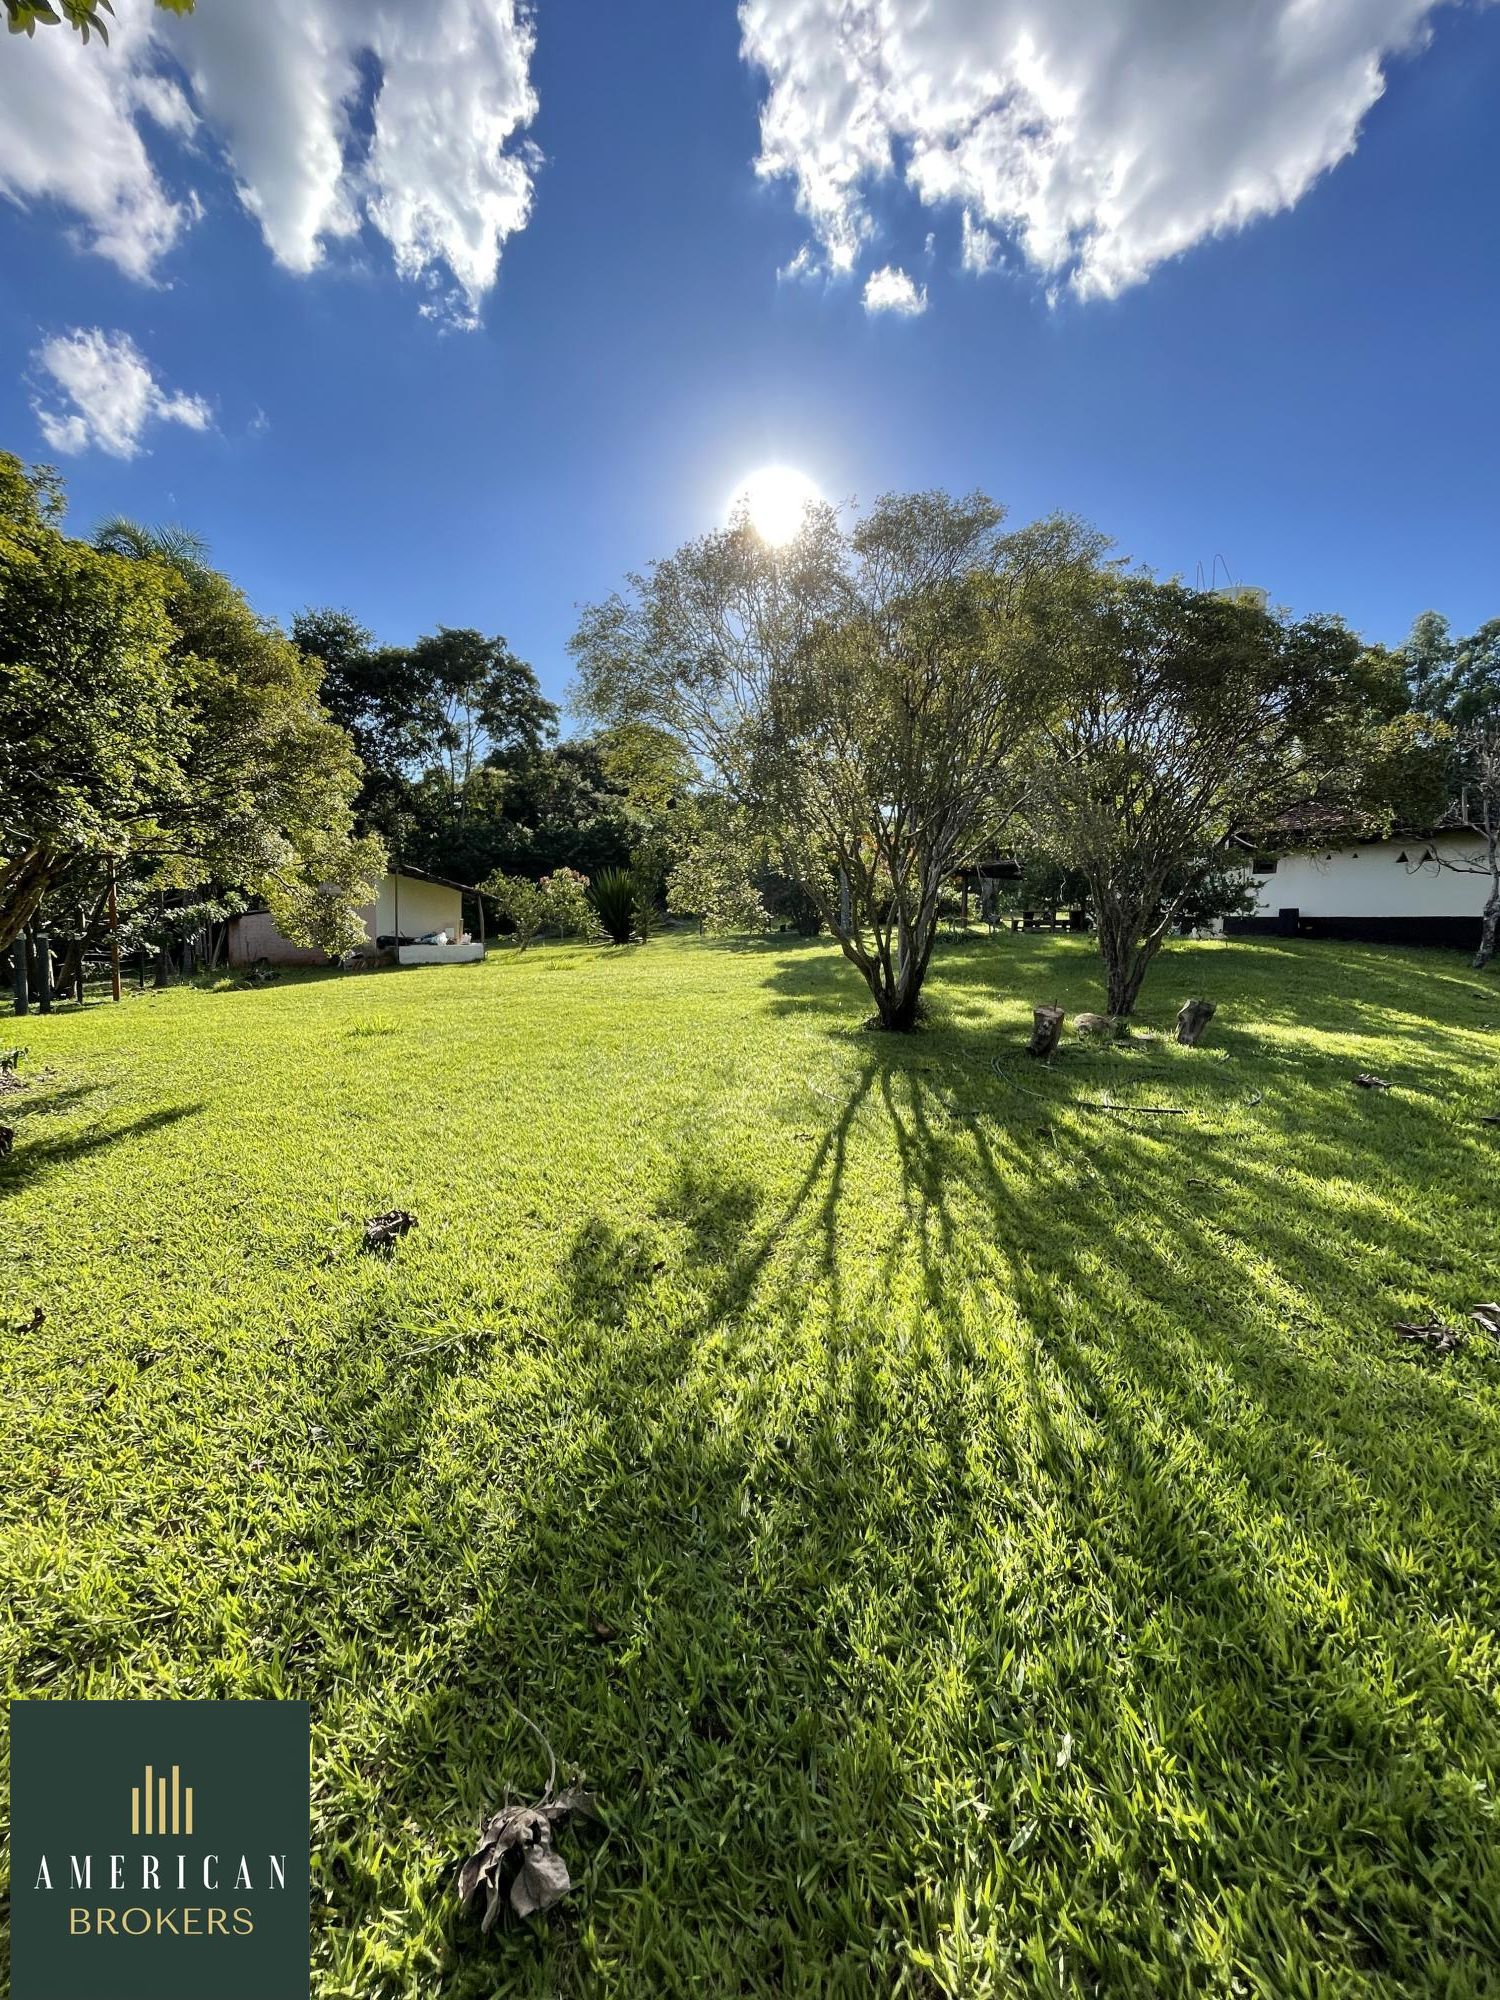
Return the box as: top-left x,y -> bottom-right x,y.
1,0 -> 1497,711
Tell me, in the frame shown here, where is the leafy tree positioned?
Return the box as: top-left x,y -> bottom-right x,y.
539,867 -> 593,940
413,626 -> 558,826
1025,574 -> 1365,1015
573,491 -> 1089,1029
292,609 -> 436,837
0,452 -> 381,957
667,807 -> 772,936
5,0 -> 193,47
480,870 -> 550,950
292,612 -> 559,870
1400,611 -> 1500,729
437,738 -> 645,887
1,457 -> 177,952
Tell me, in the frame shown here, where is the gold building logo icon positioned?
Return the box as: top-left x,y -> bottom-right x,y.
130,1763 -> 194,1838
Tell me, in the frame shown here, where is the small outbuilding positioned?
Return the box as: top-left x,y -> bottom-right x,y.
227,866 -> 485,968
1226,824 -> 1491,949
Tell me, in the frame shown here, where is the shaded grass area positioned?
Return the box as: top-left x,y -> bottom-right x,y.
3,931 -> 1499,1996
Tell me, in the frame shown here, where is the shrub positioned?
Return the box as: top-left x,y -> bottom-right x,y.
540,867 -> 593,939
589,868 -> 637,944
481,870 -> 549,948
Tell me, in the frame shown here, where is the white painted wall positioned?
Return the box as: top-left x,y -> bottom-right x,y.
1250,836 -> 1491,918
370,874 -> 463,941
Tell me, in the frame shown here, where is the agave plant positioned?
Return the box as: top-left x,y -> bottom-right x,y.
589,868 -> 637,945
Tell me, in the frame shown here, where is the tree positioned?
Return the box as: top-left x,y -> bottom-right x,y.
413,626 -> 558,825
292,609 -> 435,836
94,516 -> 210,574
0,452 -> 381,957
572,491 -> 1088,1029
1400,610 -> 1500,730
292,612 -> 559,872
1432,720 -> 1500,970
1,457 -> 177,952
7,0 -> 193,46
1024,574 -> 1365,1016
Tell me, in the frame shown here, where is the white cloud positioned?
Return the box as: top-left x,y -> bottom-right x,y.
740,0 -> 1445,300
0,8 -> 191,278
31,328 -> 212,460
0,0 -> 539,325
862,264 -> 927,316
960,209 -> 999,276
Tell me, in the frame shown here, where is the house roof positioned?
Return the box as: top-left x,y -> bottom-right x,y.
387,864 -> 479,894
1237,804 -> 1479,850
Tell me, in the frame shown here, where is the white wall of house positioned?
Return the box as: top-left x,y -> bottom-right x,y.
226,910 -> 330,968
228,872 -> 467,966
1249,836 -> 1490,918
370,874 -> 462,941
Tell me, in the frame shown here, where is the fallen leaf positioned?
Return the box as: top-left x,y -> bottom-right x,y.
362,1209 -> 417,1255
1471,1304 -> 1500,1337
1394,1318 -> 1466,1357
458,1774 -> 599,1931
1353,1072 -> 1391,1091
511,1843 -> 571,1920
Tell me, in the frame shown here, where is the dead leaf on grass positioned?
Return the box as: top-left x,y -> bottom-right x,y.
458,1783 -> 600,1930
1471,1304 -> 1500,1337
362,1209 -> 417,1255
1394,1318 -> 1466,1356
1354,1072 -> 1391,1091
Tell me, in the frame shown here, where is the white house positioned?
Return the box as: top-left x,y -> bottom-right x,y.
1228,829 -> 1492,948
227,866 -> 484,968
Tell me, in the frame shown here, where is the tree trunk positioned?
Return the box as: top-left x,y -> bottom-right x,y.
0,845 -> 63,958
1476,888 -> 1500,972
1105,953 -> 1150,1017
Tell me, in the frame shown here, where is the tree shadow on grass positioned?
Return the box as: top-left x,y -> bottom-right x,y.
367,940 -> 1499,1991
168,935 -> 1498,1995
0,1101 -> 203,1202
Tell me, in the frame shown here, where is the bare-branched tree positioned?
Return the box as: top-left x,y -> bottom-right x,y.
1433,721 -> 1500,969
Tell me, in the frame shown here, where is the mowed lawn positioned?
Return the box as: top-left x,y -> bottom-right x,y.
3,931 -> 1500,1997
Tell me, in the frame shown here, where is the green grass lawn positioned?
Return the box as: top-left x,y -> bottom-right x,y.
3,930 -> 1499,1997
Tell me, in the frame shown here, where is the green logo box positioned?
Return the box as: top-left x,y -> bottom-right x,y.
9,1699 -> 310,2000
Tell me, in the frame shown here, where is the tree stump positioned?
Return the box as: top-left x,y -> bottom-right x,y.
1176,997 -> 1216,1047
1075,1011 -> 1122,1038
1029,1005 -> 1065,1059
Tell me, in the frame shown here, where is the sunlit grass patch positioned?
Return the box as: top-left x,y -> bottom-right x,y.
2,932 -> 1498,1996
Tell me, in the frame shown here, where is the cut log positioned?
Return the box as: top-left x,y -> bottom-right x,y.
1029,1005 -> 1065,1059
1176,997 -> 1216,1047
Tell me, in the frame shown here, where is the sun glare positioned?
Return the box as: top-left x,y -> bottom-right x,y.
728,464 -> 822,546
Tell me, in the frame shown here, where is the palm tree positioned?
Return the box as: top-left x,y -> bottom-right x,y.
93,516 -> 211,574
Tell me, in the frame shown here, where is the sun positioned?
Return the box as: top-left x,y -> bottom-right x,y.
728,464 -> 822,546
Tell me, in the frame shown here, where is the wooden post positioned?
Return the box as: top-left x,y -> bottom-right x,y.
108,863 -> 122,1003
1029,1005 -> 1065,1059
476,892 -> 486,949
12,936 -> 28,1017
35,932 -> 52,1014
